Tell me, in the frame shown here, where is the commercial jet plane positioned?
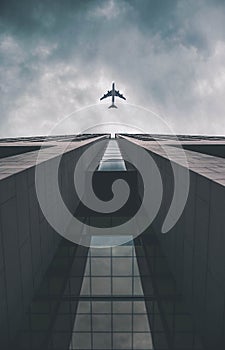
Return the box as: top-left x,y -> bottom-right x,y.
100,82 -> 126,108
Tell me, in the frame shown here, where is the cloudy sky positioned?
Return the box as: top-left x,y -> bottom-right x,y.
1,0 -> 225,137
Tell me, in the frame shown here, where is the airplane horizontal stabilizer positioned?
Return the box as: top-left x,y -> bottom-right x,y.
108,104 -> 118,109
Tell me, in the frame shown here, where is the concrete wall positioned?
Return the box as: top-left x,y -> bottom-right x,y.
152,155 -> 225,348
121,137 -> 225,349
0,168 -> 60,347
0,145 -> 43,159
0,138 -> 106,348
142,152 -> 224,348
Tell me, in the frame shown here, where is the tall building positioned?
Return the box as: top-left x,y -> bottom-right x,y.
0,133 -> 225,349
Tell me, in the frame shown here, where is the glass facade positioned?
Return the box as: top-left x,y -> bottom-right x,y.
98,140 -> 126,171
69,236 -> 153,349
12,228 -> 205,349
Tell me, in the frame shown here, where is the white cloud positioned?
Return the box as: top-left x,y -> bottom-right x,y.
91,0 -> 125,20
1,0 -> 225,137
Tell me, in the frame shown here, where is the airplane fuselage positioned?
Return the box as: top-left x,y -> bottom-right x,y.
100,82 -> 126,108
111,82 -> 115,105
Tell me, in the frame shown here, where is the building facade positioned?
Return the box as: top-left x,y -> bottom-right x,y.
0,133 -> 225,349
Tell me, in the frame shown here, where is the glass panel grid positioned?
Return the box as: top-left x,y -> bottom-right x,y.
70,238 -> 153,350
12,231 -> 205,350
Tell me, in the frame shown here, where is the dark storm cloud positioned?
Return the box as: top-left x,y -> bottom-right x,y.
0,0 -> 93,33
1,0 -> 225,136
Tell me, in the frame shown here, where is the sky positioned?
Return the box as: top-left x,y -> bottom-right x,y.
1,0 -> 225,137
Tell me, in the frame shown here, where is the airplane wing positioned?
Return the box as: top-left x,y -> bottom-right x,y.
115,90 -> 126,100
100,90 -> 112,100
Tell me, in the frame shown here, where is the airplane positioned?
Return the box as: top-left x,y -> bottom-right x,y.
100,82 -> 126,108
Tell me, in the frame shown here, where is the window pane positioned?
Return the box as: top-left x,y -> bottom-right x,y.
112,246 -> 133,256
113,333 -> 132,349
133,314 -> 150,332
92,301 -> 111,314
113,277 -> 132,295
133,332 -> 153,349
92,315 -> 111,331
92,277 -> 111,295
74,314 -> 91,332
133,301 -> 147,314
91,258 -> 111,276
77,301 -> 91,314
70,332 -> 91,349
113,301 -> 132,314
90,248 -> 111,257
113,314 -> 132,331
93,332 -> 111,349
112,258 -> 132,276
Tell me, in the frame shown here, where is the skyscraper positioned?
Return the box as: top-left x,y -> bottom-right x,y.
0,133 -> 225,349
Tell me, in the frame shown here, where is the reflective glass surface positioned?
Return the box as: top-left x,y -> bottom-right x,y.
98,140 -> 126,171
11,229 -> 205,350
69,236 -> 153,350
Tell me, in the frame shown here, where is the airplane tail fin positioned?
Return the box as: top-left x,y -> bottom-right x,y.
108,104 -> 117,109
